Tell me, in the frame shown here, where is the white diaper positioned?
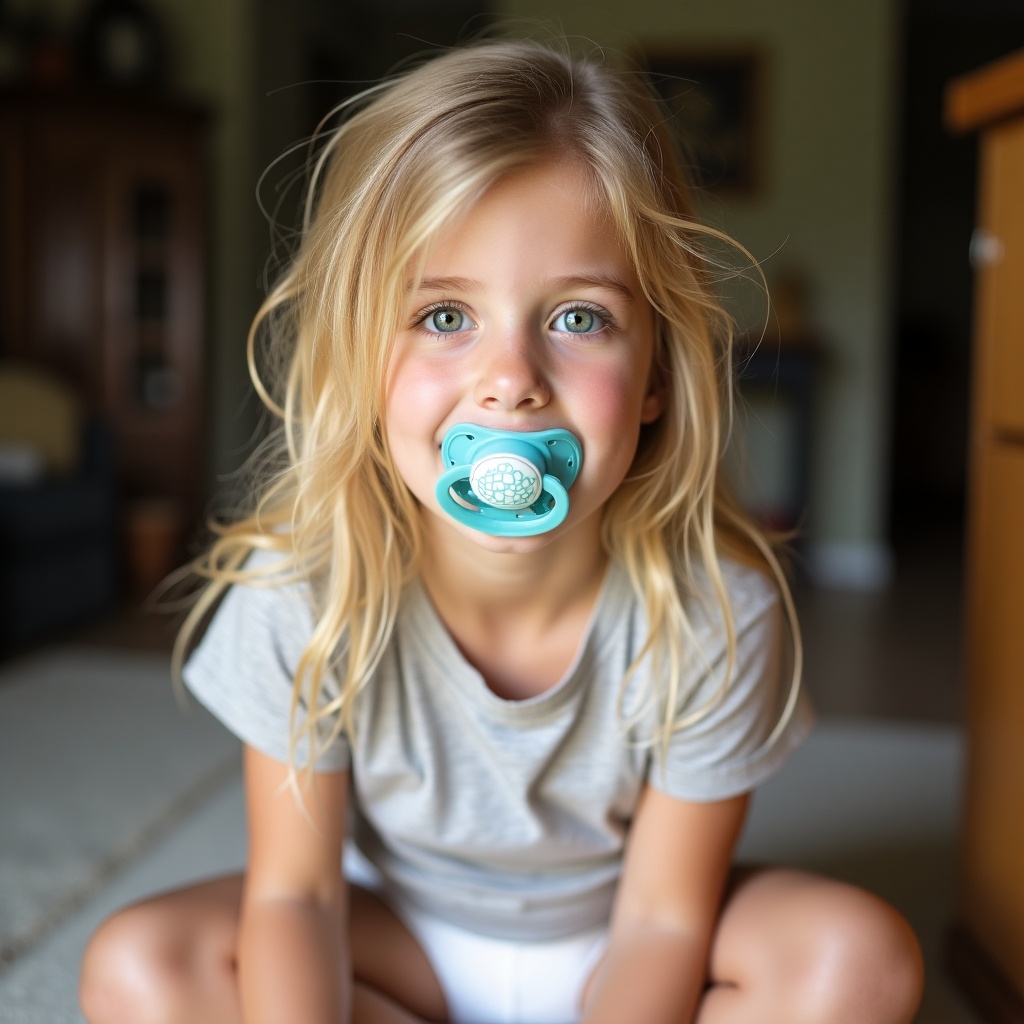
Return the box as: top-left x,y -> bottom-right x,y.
345,848 -> 607,1024
395,899 -> 607,1024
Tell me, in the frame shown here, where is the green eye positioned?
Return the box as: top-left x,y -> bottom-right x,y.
428,308 -> 465,332
554,308 -> 602,334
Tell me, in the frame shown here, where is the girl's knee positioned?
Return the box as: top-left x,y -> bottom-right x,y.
790,880 -> 924,1024
720,870 -> 923,1024
79,905 -> 194,1024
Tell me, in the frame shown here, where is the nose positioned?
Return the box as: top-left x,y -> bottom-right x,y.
472,331 -> 550,412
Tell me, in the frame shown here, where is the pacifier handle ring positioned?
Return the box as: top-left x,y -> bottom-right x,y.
436,469 -> 571,537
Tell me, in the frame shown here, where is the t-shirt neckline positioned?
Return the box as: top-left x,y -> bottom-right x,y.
402,559 -> 631,720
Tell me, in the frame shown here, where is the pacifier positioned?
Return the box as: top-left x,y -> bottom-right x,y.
435,424 -> 583,537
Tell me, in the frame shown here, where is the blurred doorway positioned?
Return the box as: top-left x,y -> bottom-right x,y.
889,0 -> 1024,548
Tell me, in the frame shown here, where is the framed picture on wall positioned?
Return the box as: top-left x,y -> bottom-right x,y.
639,49 -> 763,195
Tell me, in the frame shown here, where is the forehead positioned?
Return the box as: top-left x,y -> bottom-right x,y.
415,160 -> 635,287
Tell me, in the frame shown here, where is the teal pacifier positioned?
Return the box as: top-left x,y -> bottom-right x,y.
435,424 -> 583,537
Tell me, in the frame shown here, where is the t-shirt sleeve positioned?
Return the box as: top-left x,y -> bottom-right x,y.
648,569 -> 814,802
182,554 -> 351,772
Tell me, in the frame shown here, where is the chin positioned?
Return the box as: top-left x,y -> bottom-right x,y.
463,524 -> 562,554
427,508 -> 566,554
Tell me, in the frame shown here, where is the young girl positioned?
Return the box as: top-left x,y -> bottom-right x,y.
80,39 -> 923,1024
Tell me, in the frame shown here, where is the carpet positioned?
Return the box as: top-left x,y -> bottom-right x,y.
0,646 -> 240,967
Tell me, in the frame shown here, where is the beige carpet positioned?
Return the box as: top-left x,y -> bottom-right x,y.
0,646 -> 240,967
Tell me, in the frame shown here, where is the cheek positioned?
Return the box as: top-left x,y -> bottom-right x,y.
571,367 -> 649,474
573,364 -> 649,430
386,357 -> 451,439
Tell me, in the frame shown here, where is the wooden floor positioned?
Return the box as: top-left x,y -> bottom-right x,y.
796,524 -> 965,723
66,600 -> 182,654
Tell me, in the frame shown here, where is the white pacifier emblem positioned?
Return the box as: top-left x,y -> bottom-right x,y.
469,454 -> 543,509
435,424 -> 582,537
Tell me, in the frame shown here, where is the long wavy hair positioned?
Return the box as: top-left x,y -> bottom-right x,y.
173,37 -> 801,769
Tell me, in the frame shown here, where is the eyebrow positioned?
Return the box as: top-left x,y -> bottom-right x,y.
412,273 -> 636,302
415,276 -> 481,294
552,274 -> 636,302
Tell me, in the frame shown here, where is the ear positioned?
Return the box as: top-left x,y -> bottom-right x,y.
640,369 -> 666,424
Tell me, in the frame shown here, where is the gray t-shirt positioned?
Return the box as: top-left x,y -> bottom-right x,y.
184,553 -> 813,940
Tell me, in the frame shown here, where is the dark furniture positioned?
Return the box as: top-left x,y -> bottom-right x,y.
0,420 -> 117,656
0,88 -> 209,542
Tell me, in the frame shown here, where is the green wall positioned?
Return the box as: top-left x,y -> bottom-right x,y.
159,0 -> 262,488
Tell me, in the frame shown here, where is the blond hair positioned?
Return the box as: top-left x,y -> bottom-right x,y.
173,38 -> 801,768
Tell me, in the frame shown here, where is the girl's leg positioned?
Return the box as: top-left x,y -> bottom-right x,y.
79,874 -> 448,1024
697,868 -> 924,1024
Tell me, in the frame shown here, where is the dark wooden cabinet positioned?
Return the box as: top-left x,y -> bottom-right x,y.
0,91 -> 208,531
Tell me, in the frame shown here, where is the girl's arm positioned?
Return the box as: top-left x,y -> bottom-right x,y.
238,744 -> 351,1024
581,784 -> 749,1024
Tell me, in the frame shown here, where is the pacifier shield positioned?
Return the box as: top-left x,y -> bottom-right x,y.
435,424 -> 582,537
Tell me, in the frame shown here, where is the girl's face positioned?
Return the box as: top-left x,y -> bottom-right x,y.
385,159 -> 664,552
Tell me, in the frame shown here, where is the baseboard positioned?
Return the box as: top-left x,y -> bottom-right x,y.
946,923 -> 1024,1023
806,540 -> 893,590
